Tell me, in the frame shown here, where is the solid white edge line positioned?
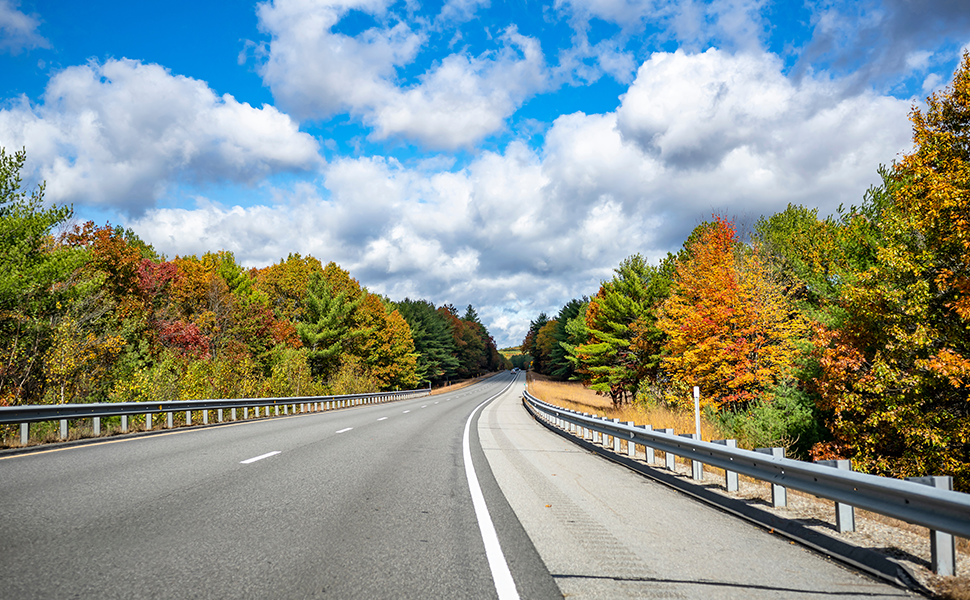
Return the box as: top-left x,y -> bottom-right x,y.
336,427 -> 353,433
240,451 -> 280,464
463,375 -> 520,600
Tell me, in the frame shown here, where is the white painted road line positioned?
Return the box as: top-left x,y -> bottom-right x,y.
463,381 -> 520,600
336,427 -> 353,434
240,451 -> 280,464
421,405 -> 427,408
377,417 -> 388,421
403,410 -> 410,413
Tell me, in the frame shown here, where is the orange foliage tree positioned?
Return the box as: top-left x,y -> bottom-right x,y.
658,216 -> 807,410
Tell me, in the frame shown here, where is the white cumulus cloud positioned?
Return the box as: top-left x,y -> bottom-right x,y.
0,58 -> 322,212
254,0 -> 548,149
0,0 -> 49,55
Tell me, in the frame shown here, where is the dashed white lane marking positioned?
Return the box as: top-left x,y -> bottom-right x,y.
240,451 -> 280,464
336,427 -> 353,434
403,410 -> 411,413
421,405 -> 427,408
462,379 -> 520,600
377,417 -> 388,421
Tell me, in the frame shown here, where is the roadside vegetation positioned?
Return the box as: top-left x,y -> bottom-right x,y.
522,53 -> 970,492
0,148 -> 509,443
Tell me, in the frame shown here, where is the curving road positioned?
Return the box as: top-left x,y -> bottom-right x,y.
0,372 -> 914,599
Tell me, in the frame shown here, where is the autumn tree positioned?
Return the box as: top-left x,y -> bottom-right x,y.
520,313 -> 548,373
658,217 -> 807,411
358,294 -> 419,390
253,253 -> 324,322
812,53 -> 970,489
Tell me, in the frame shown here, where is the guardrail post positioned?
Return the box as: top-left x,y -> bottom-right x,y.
243,407 -> 248,420
907,476 -> 956,576
679,433 -> 704,480
202,410 -> 208,425
60,419 -> 67,440
93,417 -> 100,436
612,419 -> 622,452
712,439 -> 739,492
167,412 -> 173,429
660,428 -> 676,470
283,405 -> 288,416
121,415 -> 128,433
218,408 -> 223,423
754,447 -> 787,507
20,423 -> 28,445
640,425 -> 654,463
146,413 -> 152,431
815,460 -> 855,532
625,422 -> 636,457
186,410 -> 191,426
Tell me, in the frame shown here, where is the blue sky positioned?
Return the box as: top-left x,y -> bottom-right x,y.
1,0 -> 969,346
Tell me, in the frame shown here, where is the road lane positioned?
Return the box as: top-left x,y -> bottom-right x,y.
0,374 -> 559,599
480,378 -> 916,599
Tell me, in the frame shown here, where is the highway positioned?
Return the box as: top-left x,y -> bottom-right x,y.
0,372 -> 914,598
0,372 -> 556,599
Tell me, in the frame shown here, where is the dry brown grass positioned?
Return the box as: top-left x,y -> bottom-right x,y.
527,372 -> 731,441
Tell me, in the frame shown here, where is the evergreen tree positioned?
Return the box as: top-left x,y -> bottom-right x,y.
395,298 -> 460,384
296,271 -> 366,380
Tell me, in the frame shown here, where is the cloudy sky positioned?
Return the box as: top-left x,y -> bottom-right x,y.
1,0 -> 968,347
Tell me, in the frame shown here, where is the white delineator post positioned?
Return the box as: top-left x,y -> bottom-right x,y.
693,386 -> 701,439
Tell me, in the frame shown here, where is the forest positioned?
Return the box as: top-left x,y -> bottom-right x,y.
0,150 -> 509,437
520,53 -> 970,491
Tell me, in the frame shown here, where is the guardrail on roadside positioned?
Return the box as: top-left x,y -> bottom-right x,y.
522,390 -> 970,577
1,388 -> 430,446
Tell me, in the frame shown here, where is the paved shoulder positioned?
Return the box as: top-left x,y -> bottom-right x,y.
479,388 -> 914,600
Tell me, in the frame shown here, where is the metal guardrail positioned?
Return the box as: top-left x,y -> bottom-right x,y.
0,388 -> 430,442
523,390 -> 970,576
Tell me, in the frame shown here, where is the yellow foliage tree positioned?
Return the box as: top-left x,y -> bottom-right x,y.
658,216 -> 807,410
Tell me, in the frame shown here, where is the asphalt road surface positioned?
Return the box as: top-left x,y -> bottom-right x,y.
480,377 -> 915,599
0,372 -> 914,599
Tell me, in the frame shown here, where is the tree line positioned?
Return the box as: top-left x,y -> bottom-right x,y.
0,152 -> 509,432
520,53 -> 970,491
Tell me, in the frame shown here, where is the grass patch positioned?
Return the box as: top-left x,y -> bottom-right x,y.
527,372 -> 731,441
